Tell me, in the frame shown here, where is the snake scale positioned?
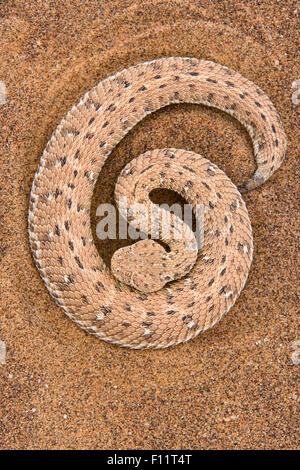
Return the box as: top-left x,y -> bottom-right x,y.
28,57 -> 286,349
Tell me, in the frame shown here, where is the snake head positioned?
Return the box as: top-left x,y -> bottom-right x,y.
111,239 -> 169,294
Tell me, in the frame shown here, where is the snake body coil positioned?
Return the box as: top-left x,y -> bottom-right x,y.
28,58 -> 286,348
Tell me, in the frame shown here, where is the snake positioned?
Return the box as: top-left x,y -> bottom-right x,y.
28,57 -> 286,349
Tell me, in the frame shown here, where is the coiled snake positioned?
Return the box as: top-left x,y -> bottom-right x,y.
28,58 -> 286,349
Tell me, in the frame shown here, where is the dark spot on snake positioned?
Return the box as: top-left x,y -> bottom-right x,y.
254,101 -> 262,108
271,165 -> 274,171
58,256 -> 63,265
167,310 -> 176,315
216,192 -> 222,199
209,201 -> 214,209
61,157 -> 67,167
140,164 -> 153,174
92,265 -> 102,273
182,314 -> 192,322
101,306 -> 112,315
202,181 -> 211,190
81,237 -> 86,246
107,104 -> 116,112
230,202 -> 237,212
102,121 -> 109,128
138,294 -> 149,301
225,81 -> 235,87
129,97 -> 135,103
82,295 -> 88,304
68,241 -> 74,251
88,117 -> 95,126
68,183 -> 75,189
154,75 -> 162,79
55,225 -> 60,236
206,296 -> 212,302
215,229 -> 221,237
188,302 -> 195,307
260,113 -> 266,121
138,85 -> 147,91
55,188 -> 62,199
124,81 -> 130,88
271,124 -> 276,133
147,311 -> 156,316
68,275 -> 74,283
184,264 -> 192,272
207,93 -> 214,102
274,139 -> 279,147
220,268 -> 226,276
208,278 -> 214,286
100,141 -> 106,148
85,133 -> 94,139
166,151 -> 175,159
225,238 -> 229,246
221,255 -> 226,263
143,321 -> 152,327
206,78 -> 217,83
272,155 -> 275,162
159,84 -> 166,88
95,283 -> 101,293
189,72 -> 199,76
208,305 -> 214,312
75,256 -> 84,269
67,199 -> 72,209
183,166 -> 195,173
219,286 -> 226,294
229,225 -> 233,233
122,322 -> 130,327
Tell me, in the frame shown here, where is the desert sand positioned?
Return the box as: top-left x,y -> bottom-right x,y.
0,0 -> 299,449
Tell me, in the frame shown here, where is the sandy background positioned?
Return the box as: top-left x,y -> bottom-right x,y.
0,0 -> 299,450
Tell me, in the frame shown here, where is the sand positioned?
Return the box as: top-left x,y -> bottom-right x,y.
0,0 -> 299,450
